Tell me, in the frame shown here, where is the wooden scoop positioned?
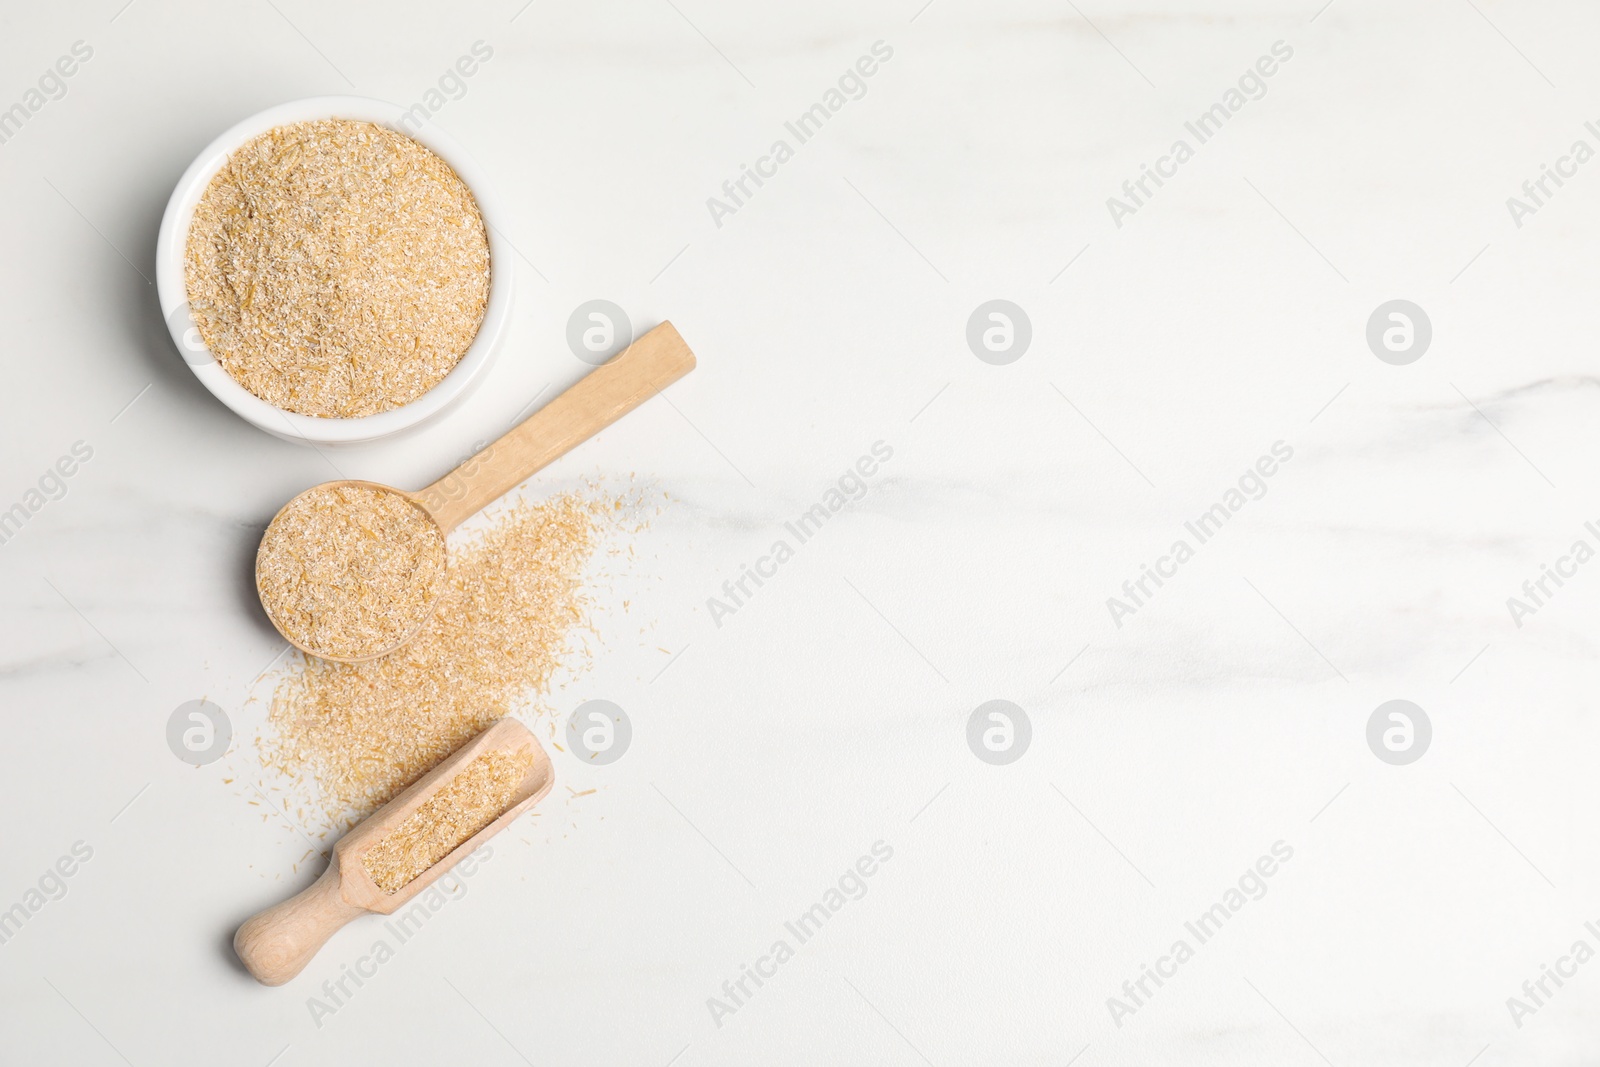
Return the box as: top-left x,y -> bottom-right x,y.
234,718 -> 553,986
257,320 -> 698,662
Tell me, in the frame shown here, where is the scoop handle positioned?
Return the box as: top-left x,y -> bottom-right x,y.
418,321 -> 698,533
235,862 -> 366,986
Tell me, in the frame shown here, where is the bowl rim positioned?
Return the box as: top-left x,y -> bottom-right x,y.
154,95 -> 512,445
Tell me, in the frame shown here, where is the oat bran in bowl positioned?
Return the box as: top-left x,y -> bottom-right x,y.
155,97 -> 513,445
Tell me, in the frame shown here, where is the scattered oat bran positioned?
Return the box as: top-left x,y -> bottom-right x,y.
261,493 -> 608,828
184,118 -> 490,417
362,747 -> 533,894
256,483 -> 447,661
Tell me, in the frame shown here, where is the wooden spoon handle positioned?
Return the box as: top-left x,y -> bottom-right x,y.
235,862 -> 366,986
418,321 -> 697,533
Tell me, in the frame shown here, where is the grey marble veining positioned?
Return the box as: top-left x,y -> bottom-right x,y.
1,1 -> 1598,1063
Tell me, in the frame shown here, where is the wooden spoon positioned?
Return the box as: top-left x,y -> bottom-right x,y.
257,320 -> 697,662
234,718 -> 552,986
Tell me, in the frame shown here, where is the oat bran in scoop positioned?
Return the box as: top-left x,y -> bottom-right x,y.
361,748 -> 534,894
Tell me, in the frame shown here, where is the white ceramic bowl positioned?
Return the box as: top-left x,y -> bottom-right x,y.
155,96 -> 512,445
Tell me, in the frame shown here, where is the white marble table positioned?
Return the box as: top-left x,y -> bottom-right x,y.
2,1 -> 1597,1063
